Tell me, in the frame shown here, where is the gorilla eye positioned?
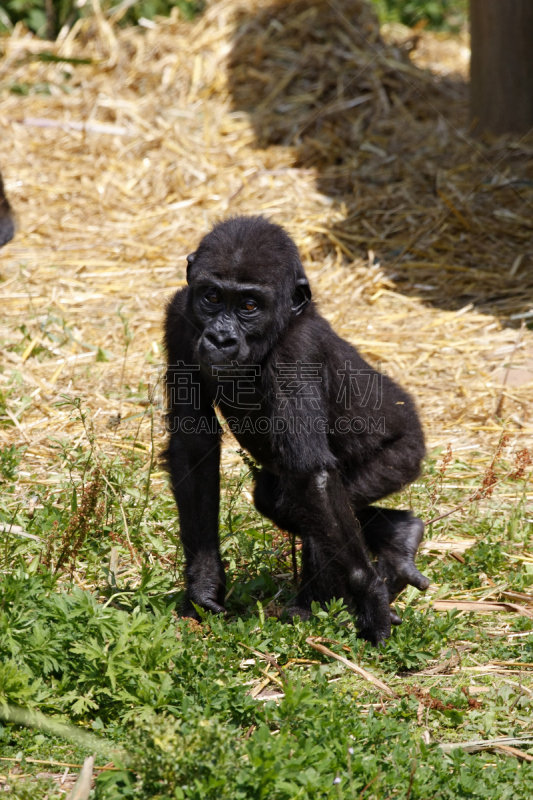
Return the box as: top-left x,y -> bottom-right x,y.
205,289 -> 221,304
241,299 -> 257,312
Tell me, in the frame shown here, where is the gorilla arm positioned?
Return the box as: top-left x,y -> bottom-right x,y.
164,290 -> 226,616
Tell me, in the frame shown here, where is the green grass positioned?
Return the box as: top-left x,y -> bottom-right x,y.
0,0 -> 466,39
370,0 -> 467,32
0,0 -> 204,37
1,419 -> 533,798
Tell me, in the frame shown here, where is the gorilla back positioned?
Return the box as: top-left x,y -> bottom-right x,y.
164,216 -> 429,646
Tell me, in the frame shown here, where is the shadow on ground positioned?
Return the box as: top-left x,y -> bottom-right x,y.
227,0 -> 533,320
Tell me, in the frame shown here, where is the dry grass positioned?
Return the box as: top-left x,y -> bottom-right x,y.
0,0 -> 532,514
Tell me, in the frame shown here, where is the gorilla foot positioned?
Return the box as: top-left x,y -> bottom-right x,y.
285,601 -> 402,631
181,594 -> 226,619
285,603 -> 313,621
343,568 -> 393,646
354,576 -> 392,647
377,516 -> 430,602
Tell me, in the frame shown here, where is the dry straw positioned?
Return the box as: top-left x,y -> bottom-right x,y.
0,0 -> 532,518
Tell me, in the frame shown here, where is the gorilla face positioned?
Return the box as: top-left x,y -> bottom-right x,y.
191,277 -> 277,366
186,216 -> 311,367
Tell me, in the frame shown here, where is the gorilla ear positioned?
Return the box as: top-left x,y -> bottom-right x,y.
186,252 -> 196,283
291,278 -> 312,316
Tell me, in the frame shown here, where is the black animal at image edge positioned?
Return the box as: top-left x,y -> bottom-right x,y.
163,216 -> 429,646
0,171 -> 15,247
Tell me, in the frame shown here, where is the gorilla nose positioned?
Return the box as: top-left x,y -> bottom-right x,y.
206,332 -> 238,351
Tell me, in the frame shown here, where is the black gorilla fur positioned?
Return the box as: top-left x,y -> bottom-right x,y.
164,216 -> 429,645
0,172 -> 14,248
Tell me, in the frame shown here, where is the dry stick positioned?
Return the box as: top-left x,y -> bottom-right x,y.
440,737 -> 533,755
4,407 -> 30,443
44,0 -> 56,40
495,744 -> 533,763
429,599 -> 533,619
18,118 -> 130,136
259,667 -> 284,687
116,312 -> 133,426
250,677 -> 272,699
427,474 -> 515,526
239,643 -> 288,685
0,757 -> 113,771
427,491 -> 489,526
405,759 -> 417,800
306,637 -> 398,698
358,775 -> 379,798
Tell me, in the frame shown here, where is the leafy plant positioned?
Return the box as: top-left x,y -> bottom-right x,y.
0,401 -> 532,797
380,607 -> 461,671
0,0 -> 205,38
370,0 -> 467,31
0,444 -> 24,483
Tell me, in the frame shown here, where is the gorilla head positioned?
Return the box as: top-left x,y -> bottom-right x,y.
185,217 -> 311,366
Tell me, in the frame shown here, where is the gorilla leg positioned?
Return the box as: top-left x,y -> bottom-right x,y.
254,469 -> 321,615
357,507 -> 430,601
343,436 -> 429,604
254,468 -> 391,645
165,425 -> 226,618
255,469 -> 317,612
255,465 -> 429,617
253,468 -> 298,534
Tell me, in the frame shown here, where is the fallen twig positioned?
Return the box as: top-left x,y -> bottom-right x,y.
306,637 -> 398,698
502,590 -> 533,605
239,643 -> 288,684
0,757 -> 113,771
495,744 -> 533,763
0,522 -> 42,542
249,674 -> 274,699
440,737 -> 533,756
420,539 -> 476,553
494,323 -> 526,417
428,599 -> 533,619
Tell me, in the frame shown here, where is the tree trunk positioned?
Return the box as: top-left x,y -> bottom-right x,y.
470,0 -> 533,135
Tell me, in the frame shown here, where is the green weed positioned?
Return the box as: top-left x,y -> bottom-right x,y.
0,424 -> 532,797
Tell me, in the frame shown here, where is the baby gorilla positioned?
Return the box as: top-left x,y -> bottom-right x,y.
164,216 -> 429,645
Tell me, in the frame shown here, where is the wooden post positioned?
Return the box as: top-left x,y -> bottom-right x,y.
470,0 -> 533,135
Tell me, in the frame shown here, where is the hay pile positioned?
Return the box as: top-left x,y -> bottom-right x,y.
0,0 -> 532,507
